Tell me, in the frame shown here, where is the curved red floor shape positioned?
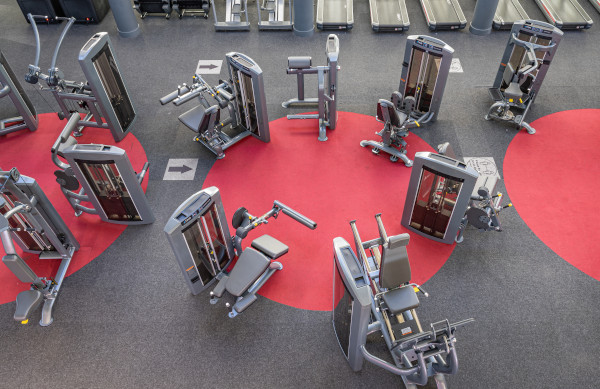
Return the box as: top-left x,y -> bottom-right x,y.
504,109 -> 600,281
205,112 -> 455,311
0,113 -> 148,305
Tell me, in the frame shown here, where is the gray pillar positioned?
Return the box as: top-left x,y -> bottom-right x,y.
108,0 -> 141,38
470,0 -> 499,35
293,0 -> 314,37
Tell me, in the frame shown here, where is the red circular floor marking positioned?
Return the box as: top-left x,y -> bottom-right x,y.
205,112 -> 456,311
504,109 -> 600,281
0,113 -> 149,305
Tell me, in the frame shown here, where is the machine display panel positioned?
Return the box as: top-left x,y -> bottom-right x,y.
0,52 -> 37,119
333,254 -> 353,359
405,48 -> 442,113
91,44 -> 135,131
409,166 -> 463,239
181,203 -> 228,286
75,159 -> 142,222
0,192 -> 53,252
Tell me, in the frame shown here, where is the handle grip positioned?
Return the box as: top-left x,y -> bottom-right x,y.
51,113 -> 79,153
274,201 -> 317,230
173,89 -> 202,106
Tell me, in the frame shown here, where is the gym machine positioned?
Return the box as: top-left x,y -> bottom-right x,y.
401,149 -> 511,244
134,0 -> 173,18
361,36 -> 453,167
0,50 -> 38,136
25,14 -> 136,142
333,214 -> 473,388
174,0 -> 211,18
51,113 -> 154,225
210,0 -> 250,30
316,0 -> 353,30
369,0 -> 409,32
160,52 -> 270,159
419,0 -> 466,31
592,0 -> 600,14
257,0 -> 292,30
493,0 -> 529,30
486,20 -> 563,135
164,186 -> 317,317
535,0 -> 593,30
282,34 -> 339,142
0,168 -> 79,326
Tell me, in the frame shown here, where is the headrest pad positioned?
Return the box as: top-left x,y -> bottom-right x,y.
387,233 -> 410,249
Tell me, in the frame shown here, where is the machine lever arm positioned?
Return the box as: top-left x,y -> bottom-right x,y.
273,201 -> 317,230
160,85 -> 191,105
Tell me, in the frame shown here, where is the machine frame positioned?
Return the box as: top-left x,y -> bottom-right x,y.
0,50 -> 38,136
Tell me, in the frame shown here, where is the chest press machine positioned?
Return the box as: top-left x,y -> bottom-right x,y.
361,36 -> 453,167
282,34 -> 339,142
333,214 -> 473,388
486,20 -> 563,135
164,187 -> 317,318
0,50 -> 38,136
25,14 -> 137,142
0,168 -> 80,326
161,53 -> 270,159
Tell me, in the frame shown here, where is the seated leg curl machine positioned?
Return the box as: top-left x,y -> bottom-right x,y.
486,20 -> 563,135
0,168 -> 80,326
25,14 -> 137,142
51,113 -> 154,225
164,187 -> 317,318
333,214 -> 473,388
361,35 -> 453,167
0,50 -> 38,136
161,52 -> 270,159
282,34 -> 339,142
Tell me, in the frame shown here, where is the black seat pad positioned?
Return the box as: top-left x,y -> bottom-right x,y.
382,286 -> 419,315
225,248 -> 270,297
14,290 -> 43,321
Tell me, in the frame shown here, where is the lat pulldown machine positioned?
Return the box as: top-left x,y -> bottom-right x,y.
25,14 -> 136,142
0,50 -> 38,136
161,53 -> 270,159
486,20 -> 563,135
51,113 -> 154,225
282,34 -> 339,142
361,36 -> 453,167
164,187 -> 317,317
333,214 -> 473,388
0,168 -> 79,326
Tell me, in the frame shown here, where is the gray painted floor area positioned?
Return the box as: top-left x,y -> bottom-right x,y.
1,0 -> 600,388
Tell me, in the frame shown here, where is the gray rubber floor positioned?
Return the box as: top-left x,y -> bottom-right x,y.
1,0 -> 599,388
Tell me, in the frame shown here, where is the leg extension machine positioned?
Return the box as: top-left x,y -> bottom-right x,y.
0,50 -> 38,136
164,187 -> 317,317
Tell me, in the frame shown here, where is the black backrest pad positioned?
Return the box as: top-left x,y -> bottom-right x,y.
379,233 -> 411,289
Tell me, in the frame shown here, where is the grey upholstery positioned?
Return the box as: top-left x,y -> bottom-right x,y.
379,233 -> 411,289
288,56 -> 312,69
14,290 -> 43,321
505,82 -> 523,101
211,274 -> 229,298
382,286 -> 419,315
251,234 -> 289,259
179,104 -> 219,133
225,248 -> 270,297
3,254 -> 38,284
